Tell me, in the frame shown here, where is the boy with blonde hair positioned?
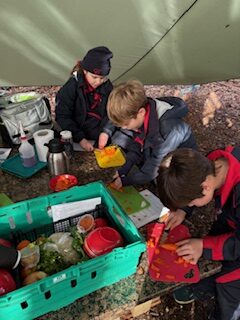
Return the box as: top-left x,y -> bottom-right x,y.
99,80 -> 197,189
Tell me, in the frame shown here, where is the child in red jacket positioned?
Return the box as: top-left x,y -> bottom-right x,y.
157,146 -> 240,320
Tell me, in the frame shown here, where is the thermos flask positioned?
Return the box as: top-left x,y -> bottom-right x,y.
45,138 -> 70,176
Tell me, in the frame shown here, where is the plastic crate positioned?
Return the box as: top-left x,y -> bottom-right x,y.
0,181 -> 146,320
11,203 -> 109,244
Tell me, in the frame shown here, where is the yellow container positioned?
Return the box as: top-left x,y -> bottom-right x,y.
94,146 -> 126,168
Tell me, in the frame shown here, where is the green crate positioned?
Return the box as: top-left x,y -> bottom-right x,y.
0,181 -> 146,320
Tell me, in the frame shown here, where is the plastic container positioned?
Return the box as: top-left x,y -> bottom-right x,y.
77,214 -> 95,233
20,245 -> 40,269
0,182 -> 145,320
60,130 -> 73,158
83,227 -> 124,257
94,145 -> 126,168
94,217 -> 109,228
60,130 -> 73,144
18,121 -> 36,168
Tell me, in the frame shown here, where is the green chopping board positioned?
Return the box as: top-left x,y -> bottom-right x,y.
108,186 -> 150,215
0,193 -> 13,207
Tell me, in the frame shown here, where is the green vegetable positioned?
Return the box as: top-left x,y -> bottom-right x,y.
37,227 -> 89,274
38,240 -> 69,275
70,226 -> 88,261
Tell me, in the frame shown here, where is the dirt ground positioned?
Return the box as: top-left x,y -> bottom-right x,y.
136,79 -> 240,320
3,78 -> 240,319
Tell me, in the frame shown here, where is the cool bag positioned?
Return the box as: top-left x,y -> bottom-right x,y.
0,92 -> 53,145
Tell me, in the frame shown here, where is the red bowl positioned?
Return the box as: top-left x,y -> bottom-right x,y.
94,217 -> 109,228
49,174 -> 78,192
83,227 -> 124,258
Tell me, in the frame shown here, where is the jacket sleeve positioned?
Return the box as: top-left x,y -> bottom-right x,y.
99,80 -> 114,131
55,78 -> 86,142
157,97 -> 189,119
118,150 -> 143,183
121,122 -> 192,186
0,245 -> 21,269
203,186 -> 240,261
102,120 -> 117,137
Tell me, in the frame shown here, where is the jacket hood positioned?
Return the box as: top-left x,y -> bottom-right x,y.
208,146 -> 240,207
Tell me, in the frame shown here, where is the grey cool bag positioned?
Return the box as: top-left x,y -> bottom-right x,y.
0,92 -> 53,145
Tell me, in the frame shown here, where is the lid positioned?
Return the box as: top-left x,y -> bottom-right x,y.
19,121 -> 27,141
60,130 -> 72,140
47,138 -> 64,153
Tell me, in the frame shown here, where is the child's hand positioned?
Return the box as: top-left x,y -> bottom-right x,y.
98,132 -> 109,149
176,238 -> 203,264
165,209 -> 187,230
79,138 -> 94,151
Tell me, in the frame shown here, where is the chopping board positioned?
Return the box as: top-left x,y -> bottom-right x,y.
0,193 -> 13,207
147,223 -> 200,283
108,185 -> 150,215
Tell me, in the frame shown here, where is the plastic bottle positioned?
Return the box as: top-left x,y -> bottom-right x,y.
18,121 -> 37,167
60,130 -> 73,158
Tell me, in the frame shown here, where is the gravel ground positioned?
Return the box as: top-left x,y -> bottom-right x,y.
3,78 -> 240,320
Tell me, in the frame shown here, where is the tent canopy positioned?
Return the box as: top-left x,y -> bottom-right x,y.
0,0 -> 240,86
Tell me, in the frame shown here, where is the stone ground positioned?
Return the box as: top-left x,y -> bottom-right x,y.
4,78 -> 240,319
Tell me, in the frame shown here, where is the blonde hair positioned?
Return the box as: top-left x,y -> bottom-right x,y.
107,80 -> 147,125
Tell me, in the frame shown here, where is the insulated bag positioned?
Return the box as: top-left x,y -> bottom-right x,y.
0,92 -> 53,145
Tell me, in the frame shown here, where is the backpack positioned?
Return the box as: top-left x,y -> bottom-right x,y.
0,92 -> 53,146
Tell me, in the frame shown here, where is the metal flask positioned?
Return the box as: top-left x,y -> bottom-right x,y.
45,138 -> 70,176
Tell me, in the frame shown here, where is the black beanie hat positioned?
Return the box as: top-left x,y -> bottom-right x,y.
81,46 -> 113,76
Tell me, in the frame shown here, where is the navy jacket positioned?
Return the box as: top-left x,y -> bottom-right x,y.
55,72 -> 113,143
103,96 -> 197,185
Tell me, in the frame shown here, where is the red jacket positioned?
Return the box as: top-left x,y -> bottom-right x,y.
203,146 -> 240,266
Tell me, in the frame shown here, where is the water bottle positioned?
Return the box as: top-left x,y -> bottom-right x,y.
60,130 -> 73,158
18,121 -> 36,168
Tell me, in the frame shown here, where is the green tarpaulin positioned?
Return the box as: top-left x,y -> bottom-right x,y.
0,0 -> 240,86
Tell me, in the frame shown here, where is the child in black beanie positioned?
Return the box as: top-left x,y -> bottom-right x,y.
55,46 -> 113,151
